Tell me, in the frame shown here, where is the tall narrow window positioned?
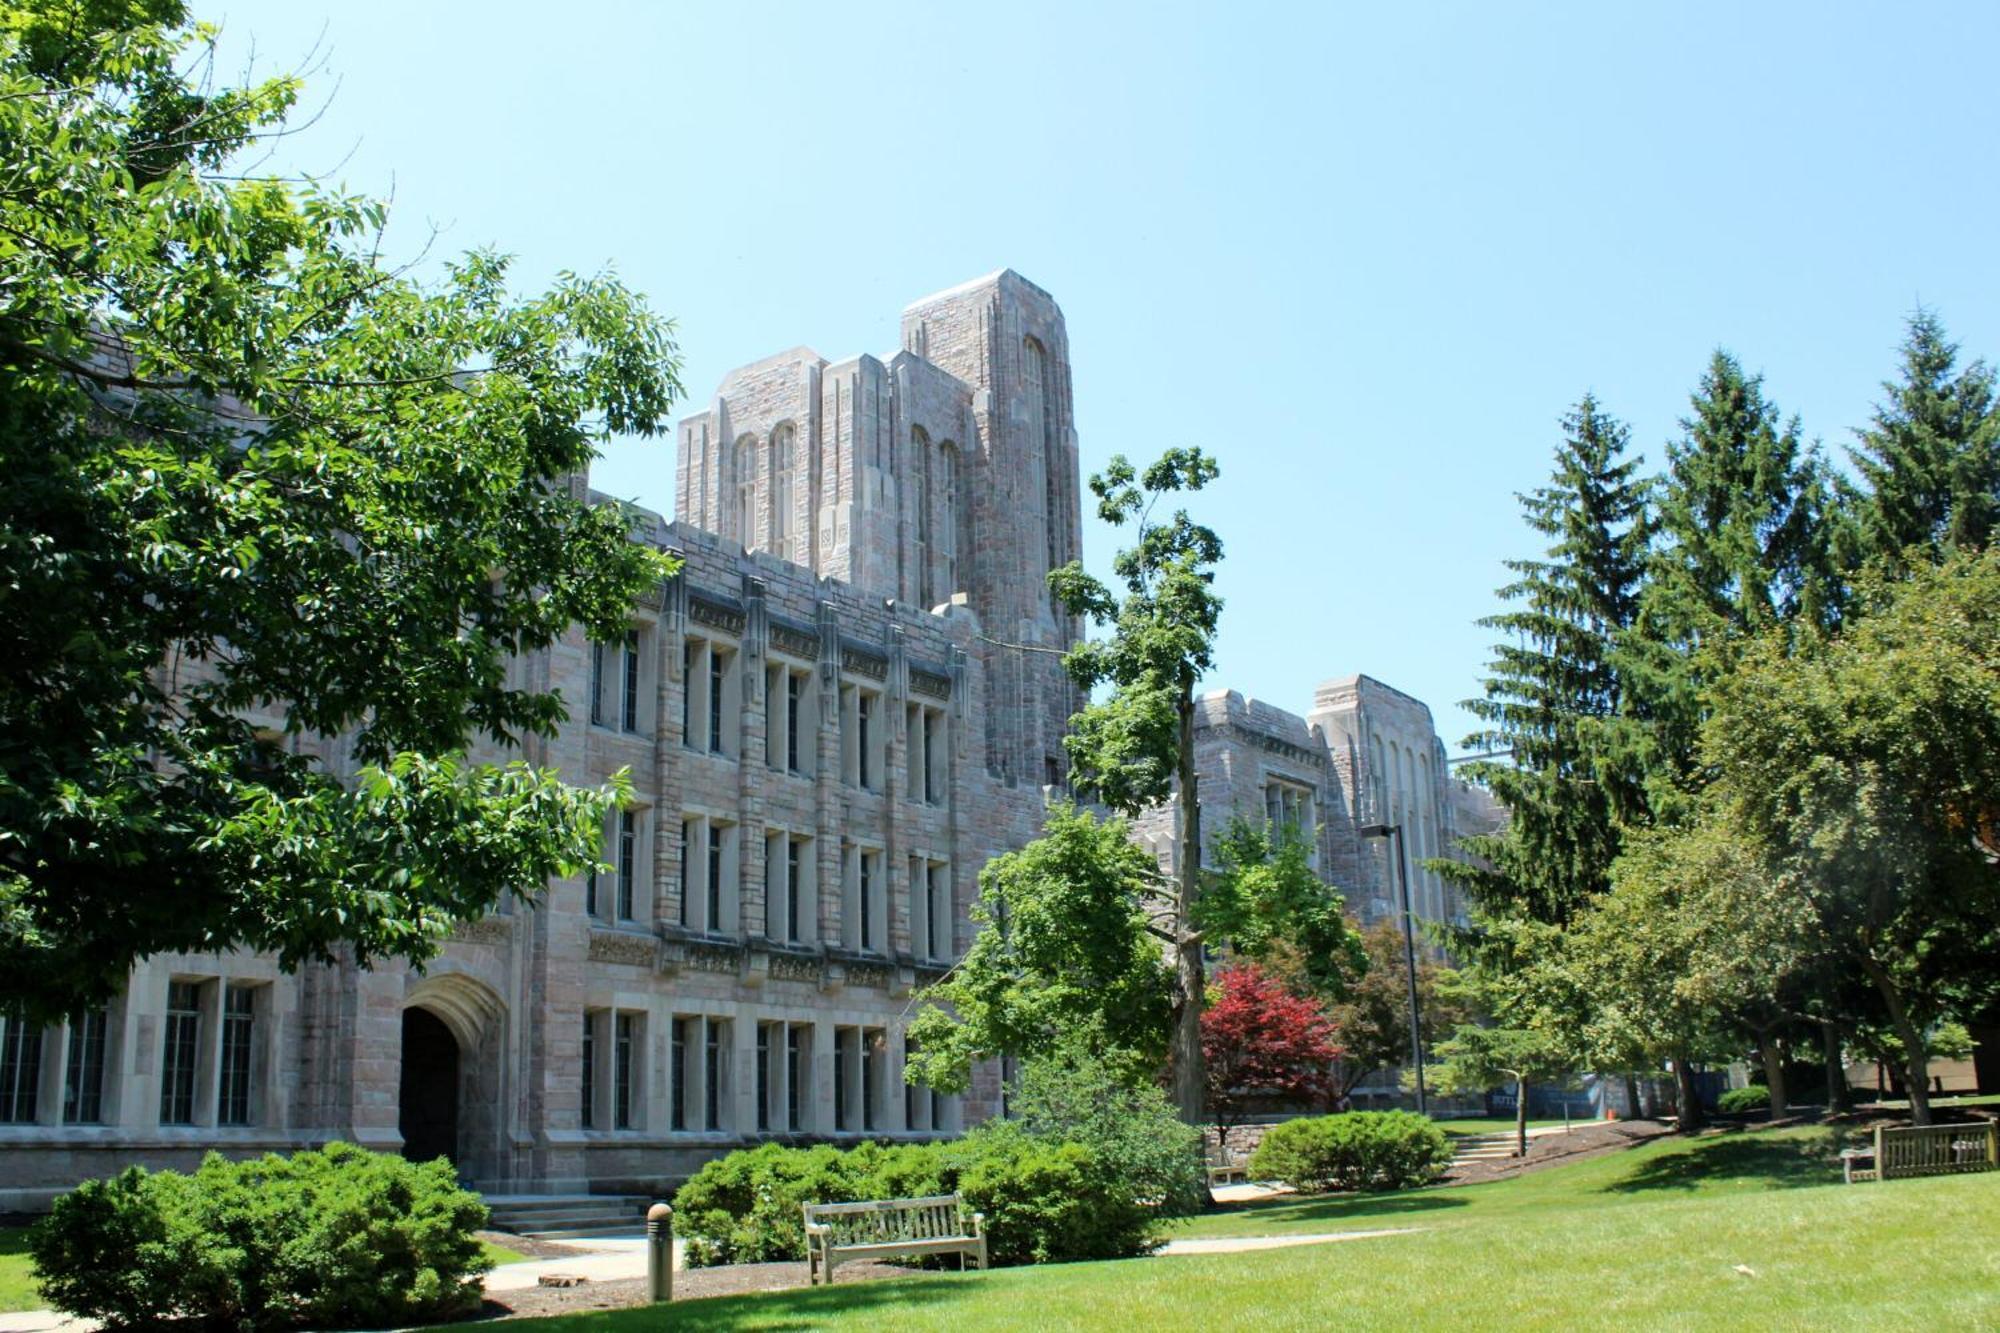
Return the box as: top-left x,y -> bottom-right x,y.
589,641 -> 607,727
770,424 -> 795,558
834,1029 -> 851,1133
677,820 -> 691,928
913,425 -> 932,606
0,1018 -> 42,1124
580,1012 -> 596,1130
857,694 -> 873,789
905,1036 -> 923,1132
621,629 -> 640,732
681,641 -> 694,745
614,1013 -> 635,1130
939,443 -> 959,598
927,863 -> 946,960
63,1008 -> 106,1124
735,436 -> 756,546
786,673 -> 801,773
160,981 -> 200,1126
786,1026 -> 803,1131
706,825 -> 723,931
704,1020 -> 722,1131
616,809 -> 637,921
218,984 -> 255,1126
708,650 -> 725,754
786,839 -> 802,943
861,1031 -> 879,1133
755,1025 -> 770,1133
1023,336 -> 1062,594
859,852 -> 876,953
670,1018 -> 688,1131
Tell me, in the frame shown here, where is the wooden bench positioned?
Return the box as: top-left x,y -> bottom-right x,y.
1844,1122 -> 1998,1184
802,1193 -> 987,1286
1206,1146 -> 1249,1187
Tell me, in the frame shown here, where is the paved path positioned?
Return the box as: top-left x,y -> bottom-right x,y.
1159,1228 -> 1421,1255
0,1313 -> 91,1332
484,1235 -> 673,1292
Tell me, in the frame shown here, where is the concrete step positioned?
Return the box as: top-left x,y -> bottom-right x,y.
484,1193 -> 654,1239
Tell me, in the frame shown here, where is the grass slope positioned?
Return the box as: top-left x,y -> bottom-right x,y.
0,1229 -> 34,1313
511,1127 -> 2000,1330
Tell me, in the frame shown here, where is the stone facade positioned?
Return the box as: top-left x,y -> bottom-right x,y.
0,270 -> 1501,1208
1131,676 -> 1505,934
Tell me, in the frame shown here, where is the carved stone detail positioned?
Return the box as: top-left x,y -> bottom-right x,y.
453,916 -> 514,946
587,931 -> 659,967
771,623 -> 820,660
840,645 -> 889,680
910,669 -> 952,701
689,597 -> 746,635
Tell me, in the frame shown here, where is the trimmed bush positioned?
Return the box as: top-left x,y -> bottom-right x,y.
1007,1045 -> 1206,1217
1718,1085 -> 1771,1115
673,1124 -> 1161,1269
1247,1111 -> 1451,1193
31,1142 -> 490,1331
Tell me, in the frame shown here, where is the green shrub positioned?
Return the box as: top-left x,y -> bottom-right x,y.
1247,1111 -> 1451,1193
1007,1044 -> 1206,1216
31,1142 -> 490,1331
953,1121 -> 1157,1265
1718,1085 -> 1771,1115
673,1126 -> 1161,1269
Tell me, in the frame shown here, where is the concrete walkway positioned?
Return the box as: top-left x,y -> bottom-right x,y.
483,1234 -> 673,1292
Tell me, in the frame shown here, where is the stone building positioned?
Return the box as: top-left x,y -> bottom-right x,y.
0,269 -> 1502,1210
1131,675 -> 1504,935
0,270 -> 1076,1208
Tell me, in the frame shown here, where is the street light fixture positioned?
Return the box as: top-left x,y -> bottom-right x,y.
1357,821 -> 1427,1117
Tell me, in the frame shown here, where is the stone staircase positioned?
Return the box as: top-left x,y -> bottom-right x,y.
1448,1132 -> 1520,1170
483,1194 -> 658,1240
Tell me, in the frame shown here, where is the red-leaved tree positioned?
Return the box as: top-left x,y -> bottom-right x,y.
1202,964 -> 1342,1151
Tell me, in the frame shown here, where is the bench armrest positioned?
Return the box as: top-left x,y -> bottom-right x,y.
970,1211 -> 986,1237
804,1221 -> 830,1236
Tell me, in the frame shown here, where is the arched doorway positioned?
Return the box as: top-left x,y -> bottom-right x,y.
399,1007 -> 460,1166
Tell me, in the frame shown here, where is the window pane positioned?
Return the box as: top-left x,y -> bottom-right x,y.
218,985 -> 255,1126
160,981 -> 200,1126
0,1020 -> 42,1124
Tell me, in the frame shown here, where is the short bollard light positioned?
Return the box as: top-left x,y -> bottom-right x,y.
647,1202 -> 673,1303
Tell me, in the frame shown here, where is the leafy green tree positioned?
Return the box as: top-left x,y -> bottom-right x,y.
904,804 -> 1173,1091
1701,551 -> 2000,1124
1049,448 -> 1224,1123
1850,310 -> 1999,565
1197,819 -> 1364,1000
1428,1023 -> 1572,1158
0,1 -> 681,1018
1324,919 -> 1465,1103
1570,816 -> 1816,1132
1450,395 -> 1652,928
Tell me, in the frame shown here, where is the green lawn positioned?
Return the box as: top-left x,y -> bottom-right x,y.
0,1228 -> 37,1313
481,1237 -> 530,1268
510,1126 -> 2000,1330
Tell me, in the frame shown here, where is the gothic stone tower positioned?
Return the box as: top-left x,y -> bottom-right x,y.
673,270 -> 1083,790
900,271 -> 1084,788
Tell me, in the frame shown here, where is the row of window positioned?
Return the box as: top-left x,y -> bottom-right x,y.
0,978 -> 264,1129
595,630 -> 949,806
580,1012 -> 954,1137
658,817 -> 953,961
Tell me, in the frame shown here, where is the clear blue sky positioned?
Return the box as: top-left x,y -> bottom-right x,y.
214,1 -> 2000,754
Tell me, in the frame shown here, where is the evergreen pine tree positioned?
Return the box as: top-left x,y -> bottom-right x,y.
1620,351 -> 1839,810
1850,310 -> 2000,564
1449,395 -> 1651,928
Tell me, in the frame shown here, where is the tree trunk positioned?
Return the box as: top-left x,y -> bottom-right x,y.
1167,689 -> 1207,1127
1858,952 -> 1932,1125
1623,1073 -> 1641,1120
1514,1076 -> 1528,1157
1757,1038 -> 1789,1119
1673,1055 -> 1707,1133
1821,1019 -> 1851,1113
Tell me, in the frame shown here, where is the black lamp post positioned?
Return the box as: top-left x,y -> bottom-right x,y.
1357,822 -> 1427,1116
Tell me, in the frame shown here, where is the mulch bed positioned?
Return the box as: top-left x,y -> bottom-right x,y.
472,1258 -> 924,1321
477,1231 -> 590,1261
1440,1118 -> 1676,1185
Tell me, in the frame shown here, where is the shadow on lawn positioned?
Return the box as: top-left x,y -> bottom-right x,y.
1603,1129 -> 1844,1194
603,1274 -> 982,1332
